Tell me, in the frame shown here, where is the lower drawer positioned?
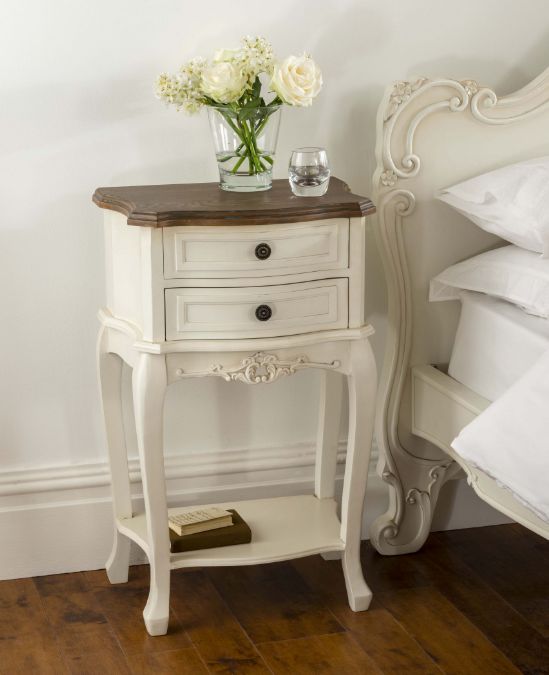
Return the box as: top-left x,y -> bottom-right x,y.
165,279 -> 348,340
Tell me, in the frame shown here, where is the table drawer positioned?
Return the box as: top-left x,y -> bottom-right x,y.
163,220 -> 349,279
165,279 -> 348,340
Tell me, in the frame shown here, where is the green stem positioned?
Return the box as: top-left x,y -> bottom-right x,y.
214,105 -> 277,175
245,119 -> 264,173
217,143 -> 246,163
249,128 -> 268,172
232,154 -> 246,173
235,118 -> 253,173
238,118 -> 262,174
216,109 -> 252,172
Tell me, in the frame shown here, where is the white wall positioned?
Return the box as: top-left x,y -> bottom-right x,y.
0,0 -> 545,574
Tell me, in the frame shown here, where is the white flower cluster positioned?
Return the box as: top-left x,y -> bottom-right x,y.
155,57 -> 206,113
155,36 -> 321,112
239,35 -> 275,84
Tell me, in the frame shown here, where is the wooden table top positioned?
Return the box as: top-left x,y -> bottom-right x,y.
92,177 -> 375,227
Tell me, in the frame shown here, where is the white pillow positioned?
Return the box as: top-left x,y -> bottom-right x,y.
437,156 -> 549,256
429,245 -> 549,319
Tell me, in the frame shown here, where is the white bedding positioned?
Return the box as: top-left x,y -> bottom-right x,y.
449,291 -> 549,401
452,348 -> 549,522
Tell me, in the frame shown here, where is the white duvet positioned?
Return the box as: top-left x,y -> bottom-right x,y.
452,349 -> 549,522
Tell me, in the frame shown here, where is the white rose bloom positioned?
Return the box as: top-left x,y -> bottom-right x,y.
270,55 -> 322,107
201,62 -> 247,104
213,48 -> 241,63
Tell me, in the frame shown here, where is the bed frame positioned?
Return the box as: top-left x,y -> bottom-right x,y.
371,68 -> 549,554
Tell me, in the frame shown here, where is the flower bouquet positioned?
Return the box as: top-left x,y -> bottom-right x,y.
156,36 -> 322,191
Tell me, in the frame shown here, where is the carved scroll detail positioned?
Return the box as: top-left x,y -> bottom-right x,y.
176,352 -> 340,384
380,79 -> 477,185
371,69 -> 549,554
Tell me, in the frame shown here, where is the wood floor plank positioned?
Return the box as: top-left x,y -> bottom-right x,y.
0,524 -> 545,674
437,526 -> 549,638
0,578 -> 54,639
208,562 -> 343,644
59,623 -> 125,659
34,571 -> 89,596
380,586 -> 521,674
258,633 -> 381,674
39,590 -> 109,630
0,578 -> 69,673
84,564 -> 150,590
86,558 -> 191,658
0,631 -> 68,675
34,572 -> 134,673
170,569 -> 272,674
292,555 -> 443,674
359,541 -> 433,593
514,523 -> 549,560
92,582 -> 190,656
126,647 -> 209,674
64,643 -> 132,675
37,586 -> 123,660
408,535 -> 549,674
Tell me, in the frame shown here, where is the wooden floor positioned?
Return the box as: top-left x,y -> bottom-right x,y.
0,524 -> 547,674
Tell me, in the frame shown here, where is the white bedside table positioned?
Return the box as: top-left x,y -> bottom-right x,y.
93,178 -> 377,635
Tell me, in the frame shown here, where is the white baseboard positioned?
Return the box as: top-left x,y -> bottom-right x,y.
0,441 -> 509,580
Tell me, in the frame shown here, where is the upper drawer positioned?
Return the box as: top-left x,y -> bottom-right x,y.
162,220 -> 349,279
165,278 -> 348,340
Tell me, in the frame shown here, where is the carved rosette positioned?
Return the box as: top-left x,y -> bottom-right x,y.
460,79 -> 479,96
380,169 -> 398,187
384,78 -> 428,121
175,352 -> 340,384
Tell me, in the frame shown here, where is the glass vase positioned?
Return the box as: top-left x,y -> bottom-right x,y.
207,105 -> 282,192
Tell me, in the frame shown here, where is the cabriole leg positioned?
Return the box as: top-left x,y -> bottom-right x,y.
132,353 -> 171,636
315,369 -> 344,560
315,368 -> 344,499
340,339 -> 377,611
97,327 -> 132,584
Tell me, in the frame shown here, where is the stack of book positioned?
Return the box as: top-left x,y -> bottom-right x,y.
168,506 -> 252,553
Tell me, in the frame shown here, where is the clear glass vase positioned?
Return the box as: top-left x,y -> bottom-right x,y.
207,105 -> 282,192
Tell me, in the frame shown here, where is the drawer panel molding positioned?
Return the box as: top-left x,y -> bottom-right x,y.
165,279 -> 349,340
163,220 -> 349,279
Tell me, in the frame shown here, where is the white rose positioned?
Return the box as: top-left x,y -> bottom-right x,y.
201,62 -> 247,104
270,55 -> 322,107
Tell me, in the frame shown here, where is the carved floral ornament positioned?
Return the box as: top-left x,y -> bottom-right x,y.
175,351 -> 340,384
461,79 -> 480,96
380,169 -> 398,187
384,78 -> 428,121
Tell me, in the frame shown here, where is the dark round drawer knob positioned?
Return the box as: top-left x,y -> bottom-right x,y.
255,242 -> 272,260
255,304 -> 272,321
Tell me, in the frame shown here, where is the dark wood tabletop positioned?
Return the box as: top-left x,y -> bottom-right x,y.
92,177 -> 375,227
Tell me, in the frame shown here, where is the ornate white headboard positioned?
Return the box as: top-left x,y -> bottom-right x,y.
370,69 -> 549,555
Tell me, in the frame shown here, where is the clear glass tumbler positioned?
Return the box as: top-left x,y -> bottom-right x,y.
288,147 -> 330,197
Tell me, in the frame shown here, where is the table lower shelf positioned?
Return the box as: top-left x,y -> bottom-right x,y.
117,494 -> 345,569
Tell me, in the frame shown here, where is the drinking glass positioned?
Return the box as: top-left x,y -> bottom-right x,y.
288,147 -> 330,196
